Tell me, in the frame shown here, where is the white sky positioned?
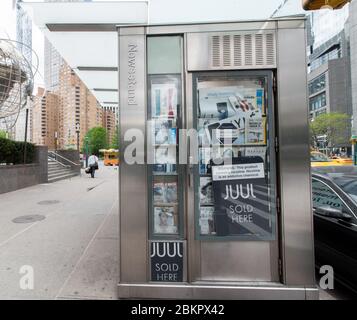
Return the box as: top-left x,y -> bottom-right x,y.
0,0 -> 305,93
0,0 -> 121,91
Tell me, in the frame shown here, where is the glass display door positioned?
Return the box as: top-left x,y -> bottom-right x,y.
190,71 -> 280,282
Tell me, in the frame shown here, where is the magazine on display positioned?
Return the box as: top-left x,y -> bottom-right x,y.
153,182 -> 166,203
166,182 -> 178,203
199,148 -> 212,175
198,86 -> 264,119
200,177 -> 214,205
151,83 -> 178,118
236,87 -> 265,114
206,117 -> 246,146
152,119 -> 177,145
198,86 -> 265,146
199,206 -> 216,235
198,118 -> 219,146
154,206 -> 178,234
153,146 -> 177,174
246,118 -> 266,145
199,147 -> 241,175
153,181 -> 178,204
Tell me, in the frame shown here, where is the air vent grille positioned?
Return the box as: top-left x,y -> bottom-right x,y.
210,32 -> 276,69
255,34 -> 264,66
233,35 -> 242,66
212,35 -> 221,67
266,33 -> 275,66
223,35 -> 231,66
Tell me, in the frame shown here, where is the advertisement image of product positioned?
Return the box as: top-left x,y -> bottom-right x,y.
205,110 -> 264,146
198,86 -> 265,119
211,157 -> 275,240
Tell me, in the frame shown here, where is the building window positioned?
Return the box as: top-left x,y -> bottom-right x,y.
309,73 -> 326,96
309,92 -> 326,112
316,108 -> 327,116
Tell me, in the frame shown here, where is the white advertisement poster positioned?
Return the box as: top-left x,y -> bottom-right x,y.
198,86 -> 266,146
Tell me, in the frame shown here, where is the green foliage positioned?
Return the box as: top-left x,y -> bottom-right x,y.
83,126 -> 108,156
110,125 -> 119,149
0,138 -> 35,164
310,113 -> 351,150
0,130 -> 7,139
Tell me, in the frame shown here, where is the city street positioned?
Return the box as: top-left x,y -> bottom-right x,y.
0,164 -> 119,300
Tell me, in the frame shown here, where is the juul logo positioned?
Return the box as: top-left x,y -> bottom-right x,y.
223,184 -> 257,200
151,242 -> 183,258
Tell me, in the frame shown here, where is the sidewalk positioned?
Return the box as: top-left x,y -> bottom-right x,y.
0,165 -> 119,300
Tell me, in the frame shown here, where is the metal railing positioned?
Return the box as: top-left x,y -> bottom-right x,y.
48,151 -> 82,177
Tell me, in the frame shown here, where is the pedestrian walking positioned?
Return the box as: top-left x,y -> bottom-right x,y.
86,153 -> 99,178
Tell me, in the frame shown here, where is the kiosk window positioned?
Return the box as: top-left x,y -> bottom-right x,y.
194,73 -> 277,241
147,36 -> 184,240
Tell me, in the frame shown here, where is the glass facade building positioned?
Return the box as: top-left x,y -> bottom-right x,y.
307,6 -> 352,151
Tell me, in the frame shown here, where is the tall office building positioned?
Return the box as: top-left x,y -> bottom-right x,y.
349,1 -> 357,140
102,107 -> 116,147
57,62 -> 103,150
44,0 -> 91,92
307,7 -> 352,153
32,87 -> 59,149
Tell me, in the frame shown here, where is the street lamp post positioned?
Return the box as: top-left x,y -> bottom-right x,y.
75,122 -> 80,152
23,107 -> 29,164
54,131 -> 58,161
85,136 -> 89,168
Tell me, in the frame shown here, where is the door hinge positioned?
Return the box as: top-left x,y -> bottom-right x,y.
273,75 -> 277,92
275,136 -> 279,153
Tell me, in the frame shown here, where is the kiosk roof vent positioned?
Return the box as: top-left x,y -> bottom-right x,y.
210,32 -> 276,69
212,35 -> 221,67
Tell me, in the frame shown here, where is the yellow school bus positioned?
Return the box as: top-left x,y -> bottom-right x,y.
100,149 -> 119,166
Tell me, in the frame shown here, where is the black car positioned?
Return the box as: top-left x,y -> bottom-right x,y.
312,166 -> 357,293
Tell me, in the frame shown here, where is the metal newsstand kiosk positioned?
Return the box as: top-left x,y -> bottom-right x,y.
118,17 -> 318,299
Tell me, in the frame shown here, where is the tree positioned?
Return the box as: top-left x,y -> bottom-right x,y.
0,130 -> 7,139
110,125 -> 119,149
310,112 -> 351,153
83,127 -> 108,155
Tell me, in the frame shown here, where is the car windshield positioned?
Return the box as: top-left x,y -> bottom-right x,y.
311,153 -> 330,162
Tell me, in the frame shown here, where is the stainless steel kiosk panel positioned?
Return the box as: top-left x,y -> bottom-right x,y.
118,18 -> 318,299
118,27 -> 147,283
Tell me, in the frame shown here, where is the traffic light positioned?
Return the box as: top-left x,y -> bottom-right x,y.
302,0 -> 351,10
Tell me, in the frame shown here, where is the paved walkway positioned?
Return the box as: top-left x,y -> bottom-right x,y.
0,164 -> 119,300
1,163 -> 357,300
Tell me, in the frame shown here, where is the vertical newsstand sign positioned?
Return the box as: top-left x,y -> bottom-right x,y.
212,159 -> 274,240
150,241 -> 183,282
